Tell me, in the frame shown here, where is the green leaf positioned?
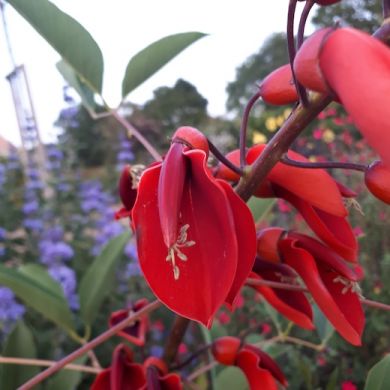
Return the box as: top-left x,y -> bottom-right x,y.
364,354 -> 390,390
56,60 -> 98,116
122,32 -> 206,98
313,303 -> 334,344
247,197 -> 275,223
0,264 -> 75,333
46,355 -> 87,390
79,231 -> 131,325
326,367 -> 339,390
7,0 -> 103,92
0,321 -> 42,390
215,367 -> 249,390
200,326 -> 217,388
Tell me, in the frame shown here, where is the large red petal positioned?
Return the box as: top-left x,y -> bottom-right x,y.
280,238 -> 363,345
250,259 -> 314,329
274,184 -> 357,262
248,144 -> 347,217
132,152 -> 238,326
320,28 -> 390,167
218,180 -> 257,307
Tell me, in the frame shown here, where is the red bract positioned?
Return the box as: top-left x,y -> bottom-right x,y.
132,127 -> 256,326
91,344 -> 146,390
250,257 -> 314,330
259,64 -> 298,105
116,165 -> 138,220
279,232 -> 365,345
211,337 -> 287,390
108,299 -> 149,346
365,160 -> 390,205
143,358 -> 182,390
295,27 -> 390,167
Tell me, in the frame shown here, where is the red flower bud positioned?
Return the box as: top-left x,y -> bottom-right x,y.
365,160 -> 390,204
259,64 -> 298,105
172,126 -> 209,154
256,228 -> 284,263
211,336 -> 242,365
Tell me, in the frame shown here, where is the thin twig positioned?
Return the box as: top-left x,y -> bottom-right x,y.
239,91 -> 262,168
280,154 -> 367,172
111,109 -> 162,162
18,300 -> 162,390
208,139 -> 244,176
186,361 -> 218,382
297,0 -> 314,48
162,316 -> 190,365
0,356 -> 101,375
256,335 -> 324,352
171,344 -> 212,370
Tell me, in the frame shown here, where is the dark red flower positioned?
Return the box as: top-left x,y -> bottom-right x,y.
91,344 -> 146,390
295,27 -> 390,167
143,357 -> 182,390
132,127 -> 256,326
108,299 -> 149,346
115,164 -> 139,220
212,337 -> 287,390
257,228 -> 365,345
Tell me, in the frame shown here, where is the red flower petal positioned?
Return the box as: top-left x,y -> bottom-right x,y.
320,28 -> 390,167
132,151 -> 238,326
118,165 -> 138,212
250,259 -> 314,329
273,184 -> 357,262
218,180 -> 257,307
280,238 -> 364,345
248,144 -> 347,217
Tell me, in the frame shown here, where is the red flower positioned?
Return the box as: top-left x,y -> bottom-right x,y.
91,344 -> 145,390
365,160 -> 390,204
257,228 -> 365,345
132,127 -> 256,326
216,144 -> 357,261
249,257 -> 314,330
295,27 -> 390,168
108,299 -> 149,346
115,165 -> 139,221
212,337 -> 287,390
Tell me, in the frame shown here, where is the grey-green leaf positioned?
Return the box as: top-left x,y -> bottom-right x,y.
364,354 -> 390,390
313,303 -> 334,344
215,367 -> 249,390
247,197 -> 275,223
0,321 -> 41,390
79,231 -> 131,325
7,0 -> 103,92
56,60 -> 98,116
0,264 -> 75,333
122,32 -> 207,98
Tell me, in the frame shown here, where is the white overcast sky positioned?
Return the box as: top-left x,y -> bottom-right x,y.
0,0 -> 312,146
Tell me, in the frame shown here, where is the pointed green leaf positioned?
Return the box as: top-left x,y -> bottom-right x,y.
313,303 -> 334,344
7,0 -> 103,92
364,354 -> 390,390
0,321 -> 42,390
247,197 -> 275,223
326,368 -> 339,390
0,264 -> 75,333
215,367 -> 249,390
79,231 -> 131,325
56,60 -> 98,115
122,32 -> 207,98
46,355 -> 87,390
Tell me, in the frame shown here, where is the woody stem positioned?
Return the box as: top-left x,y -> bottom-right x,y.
236,93 -> 332,201
162,316 -> 191,365
280,154 -> 367,172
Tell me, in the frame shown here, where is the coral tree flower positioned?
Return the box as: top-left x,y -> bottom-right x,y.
108,299 -> 149,346
294,27 -> 390,168
216,144 -> 357,261
257,228 -> 365,346
91,344 -> 146,390
212,336 -> 287,390
132,127 -> 256,327
115,164 -> 139,221
91,345 -> 182,390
